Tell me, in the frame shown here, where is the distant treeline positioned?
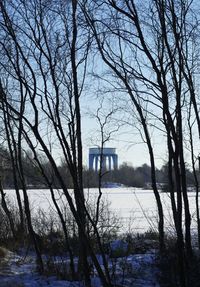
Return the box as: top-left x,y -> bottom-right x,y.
0,149 -> 196,189
85,162 -> 196,189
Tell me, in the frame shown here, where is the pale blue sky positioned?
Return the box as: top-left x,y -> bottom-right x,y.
81,107 -> 168,169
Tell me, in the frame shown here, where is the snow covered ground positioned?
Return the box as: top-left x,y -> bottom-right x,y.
5,187 -> 200,233
0,187 -> 169,286
0,244 -> 160,287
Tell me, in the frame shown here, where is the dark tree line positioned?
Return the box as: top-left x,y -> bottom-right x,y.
86,162 -> 197,188
0,149 -> 195,189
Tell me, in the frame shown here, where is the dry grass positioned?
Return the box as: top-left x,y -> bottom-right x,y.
0,246 -> 8,258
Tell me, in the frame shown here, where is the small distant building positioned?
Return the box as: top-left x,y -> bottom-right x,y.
89,147 -> 118,172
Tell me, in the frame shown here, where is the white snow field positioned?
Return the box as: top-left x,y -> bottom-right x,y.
1,187 -> 198,286
5,187 -> 200,233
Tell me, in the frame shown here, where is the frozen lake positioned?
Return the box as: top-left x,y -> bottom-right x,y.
5,187 -> 199,233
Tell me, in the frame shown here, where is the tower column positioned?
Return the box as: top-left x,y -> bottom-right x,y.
89,148 -> 118,171
89,154 -> 94,170
95,155 -> 98,172
102,155 -> 107,170
113,154 -> 118,169
108,155 -> 112,170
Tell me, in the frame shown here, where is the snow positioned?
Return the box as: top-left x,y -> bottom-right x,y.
0,250 -> 81,287
5,187 -> 200,233
0,244 -> 160,287
108,250 -> 160,286
1,187 -> 167,286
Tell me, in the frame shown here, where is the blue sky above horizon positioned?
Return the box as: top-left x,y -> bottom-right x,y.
81,107 -> 168,169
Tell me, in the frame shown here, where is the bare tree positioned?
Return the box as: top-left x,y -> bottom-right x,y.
82,0 -> 165,252
0,0 -> 113,286
82,0 -> 200,285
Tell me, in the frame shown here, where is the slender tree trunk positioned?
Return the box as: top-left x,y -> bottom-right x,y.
17,123 -> 44,273
50,187 -> 76,279
177,105 -> 192,255
2,102 -> 24,234
143,121 -> 165,251
162,91 -> 187,285
71,1 -> 91,285
184,74 -> 200,250
0,178 -> 16,238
